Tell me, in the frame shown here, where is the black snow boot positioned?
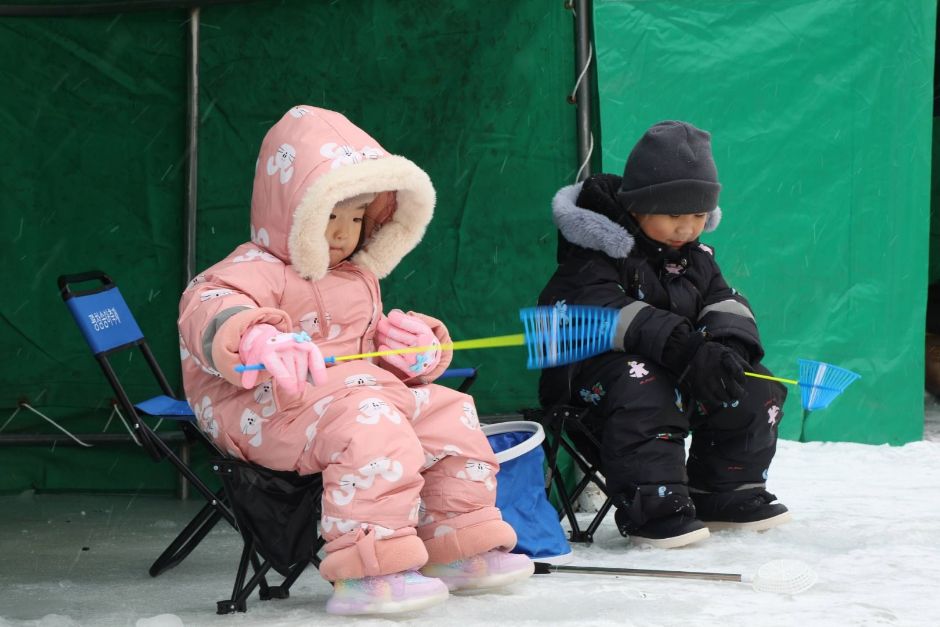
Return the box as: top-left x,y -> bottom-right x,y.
691,487 -> 791,531
614,486 -> 710,549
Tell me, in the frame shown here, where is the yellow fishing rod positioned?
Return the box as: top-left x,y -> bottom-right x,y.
236,333 -> 526,372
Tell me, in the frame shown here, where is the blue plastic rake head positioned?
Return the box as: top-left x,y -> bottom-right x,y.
798,359 -> 861,411
519,304 -> 620,369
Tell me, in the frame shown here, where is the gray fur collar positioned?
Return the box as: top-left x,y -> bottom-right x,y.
551,182 -> 722,259
552,184 -> 634,258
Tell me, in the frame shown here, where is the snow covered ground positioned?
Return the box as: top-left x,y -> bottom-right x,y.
1,405 -> 939,627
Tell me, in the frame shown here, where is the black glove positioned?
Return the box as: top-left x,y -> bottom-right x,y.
722,338 -> 754,364
684,341 -> 748,406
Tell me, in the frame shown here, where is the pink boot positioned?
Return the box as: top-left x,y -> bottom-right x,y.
421,549 -> 534,592
325,570 -> 449,616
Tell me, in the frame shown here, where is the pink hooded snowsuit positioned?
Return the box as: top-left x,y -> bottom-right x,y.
178,106 -> 516,581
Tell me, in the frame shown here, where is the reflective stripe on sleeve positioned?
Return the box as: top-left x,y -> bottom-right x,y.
613,301 -> 650,350
698,299 -> 754,321
202,306 -> 250,369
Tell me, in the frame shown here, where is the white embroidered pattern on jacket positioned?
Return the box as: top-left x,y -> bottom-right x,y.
239,408 -> 268,447
768,405 -> 781,426
266,143 -> 295,184
423,444 -> 462,469
320,142 -> 384,169
411,387 -> 431,420
330,456 -> 404,505
253,381 -> 276,418
628,361 -> 649,378
344,374 -> 381,389
192,396 -> 219,440
321,515 -> 359,534
459,402 -> 479,430
457,459 -> 496,491
185,275 -> 206,291
355,398 -> 402,425
300,311 -> 320,335
250,225 -> 270,247
199,289 -> 233,302
231,248 -> 279,264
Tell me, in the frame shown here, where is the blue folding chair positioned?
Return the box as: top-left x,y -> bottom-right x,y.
60,270 -> 479,613
60,271 -> 322,613
59,270 -> 237,576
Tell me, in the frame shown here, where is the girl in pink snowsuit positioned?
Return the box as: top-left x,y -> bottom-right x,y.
178,106 -> 532,615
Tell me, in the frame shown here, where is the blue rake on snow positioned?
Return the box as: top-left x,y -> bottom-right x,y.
796,358 -> 861,441
797,358 -> 861,412
750,358 -> 861,441
746,359 -> 860,408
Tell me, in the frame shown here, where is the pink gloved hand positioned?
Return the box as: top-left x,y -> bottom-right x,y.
376,309 -> 441,376
238,323 -> 327,394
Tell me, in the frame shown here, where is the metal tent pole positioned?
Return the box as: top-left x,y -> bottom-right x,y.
572,0 -> 594,182
179,6 -> 200,500
184,6 -> 200,285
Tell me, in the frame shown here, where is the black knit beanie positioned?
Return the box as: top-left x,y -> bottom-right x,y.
617,121 -> 721,215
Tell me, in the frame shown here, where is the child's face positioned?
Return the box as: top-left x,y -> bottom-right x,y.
632,213 -> 708,249
326,200 -> 367,267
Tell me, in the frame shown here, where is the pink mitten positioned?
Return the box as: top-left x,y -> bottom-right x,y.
376,309 -> 441,376
239,323 -> 327,394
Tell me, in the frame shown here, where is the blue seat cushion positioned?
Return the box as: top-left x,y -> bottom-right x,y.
134,395 -> 195,419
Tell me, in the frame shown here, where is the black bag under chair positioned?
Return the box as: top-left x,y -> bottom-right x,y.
212,459 -> 325,614
529,405 -> 614,544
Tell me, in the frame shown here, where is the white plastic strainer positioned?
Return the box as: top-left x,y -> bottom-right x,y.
743,559 -> 818,594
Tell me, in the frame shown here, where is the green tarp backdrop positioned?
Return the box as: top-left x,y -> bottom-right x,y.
0,0 -> 574,491
594,0 -> 935,445
1,0 -> 935,493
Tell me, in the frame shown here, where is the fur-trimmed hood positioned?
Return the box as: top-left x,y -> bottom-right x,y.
552,176 -> 721,260
249,106 -> 435,280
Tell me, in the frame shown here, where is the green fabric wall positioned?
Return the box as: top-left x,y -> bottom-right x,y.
0,0 -> 574,492
594,0 -> 935,444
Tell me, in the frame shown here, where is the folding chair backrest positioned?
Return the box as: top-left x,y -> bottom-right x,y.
58,270 -> 183,462
60,272 -> 145,355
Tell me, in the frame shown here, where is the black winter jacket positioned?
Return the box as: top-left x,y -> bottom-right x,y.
538,174 -> 763,406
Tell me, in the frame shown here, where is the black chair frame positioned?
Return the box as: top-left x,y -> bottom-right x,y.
59,270 -> 236,577
211,459 -> 326,614
539,404 -> 613,543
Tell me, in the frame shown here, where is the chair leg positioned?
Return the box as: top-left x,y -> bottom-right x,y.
541,406 -> 618,544
260,560 -> 309,600
557,421 -> 614,542
177,440 -> 190,501
217,538 -> 258,614
149,498 -> 225,577
542,428 -> 590,543
217,539 -> 313,612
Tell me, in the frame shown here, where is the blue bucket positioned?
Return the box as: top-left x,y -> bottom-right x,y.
484,421 -> 572,563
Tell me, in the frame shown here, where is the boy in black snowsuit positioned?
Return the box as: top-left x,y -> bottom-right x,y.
538,121 -> 790,549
